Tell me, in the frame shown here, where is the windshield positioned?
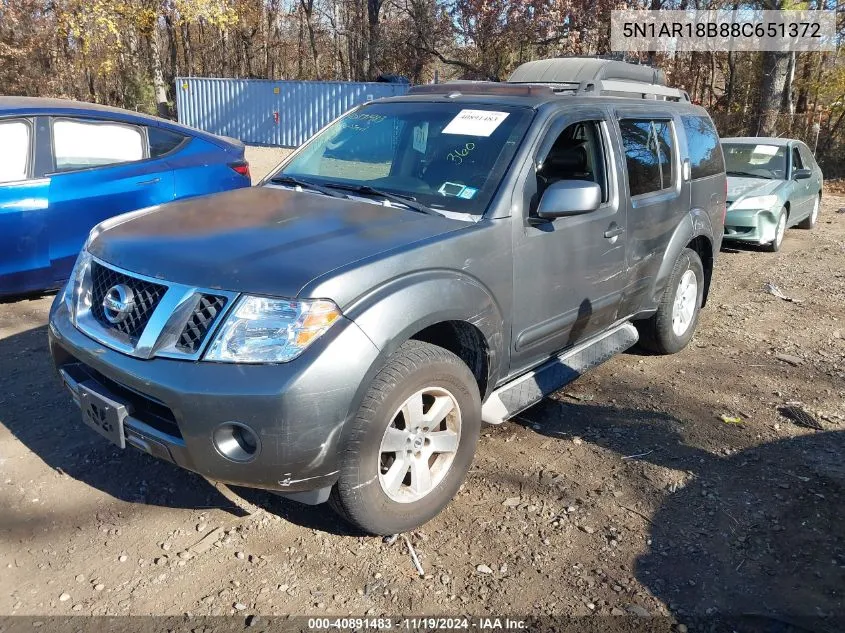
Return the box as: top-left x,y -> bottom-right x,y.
270,102 -> 534,215
722,143 -> 787,180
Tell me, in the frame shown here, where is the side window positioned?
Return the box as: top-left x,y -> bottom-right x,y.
681,115 -> 724,179
0,120 -> 31,183
798,144 -> 815,169
620,119 -> 676,196
791,147 -> 803,174
149,127 -> 188,157
536,121 -> 608,203
52,119 -> 144,172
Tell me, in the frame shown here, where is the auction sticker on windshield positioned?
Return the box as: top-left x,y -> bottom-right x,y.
443,110 -> 509,137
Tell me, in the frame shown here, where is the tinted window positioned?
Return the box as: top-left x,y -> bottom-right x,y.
149,127 -> 187,157
537,120 -> 607,203
53,119 -> 144,172
681,115 -> 723,179
791,147 -> 803,173
0,120 -> 30,183
655,120 -> 674,187
798,144 -> 815,169
620,120 -> 660,196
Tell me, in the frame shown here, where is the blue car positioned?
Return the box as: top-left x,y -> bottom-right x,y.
0,97 -> 251,296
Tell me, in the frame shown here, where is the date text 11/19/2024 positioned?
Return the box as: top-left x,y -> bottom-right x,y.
307,617 -> 528,630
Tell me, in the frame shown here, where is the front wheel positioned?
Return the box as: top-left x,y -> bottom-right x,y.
765,207 -> 788,252
331,340 -> 481,535
636,247 -> 705,355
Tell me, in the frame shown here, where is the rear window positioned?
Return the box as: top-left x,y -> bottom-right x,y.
149,127 -> 188,157
619,119 -> 675,196
681,115 -> 723,179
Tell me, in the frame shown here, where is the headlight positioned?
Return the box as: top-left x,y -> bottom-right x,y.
63,249 -> 92,324
730,195 -> 779,211
204,296 -> 342,363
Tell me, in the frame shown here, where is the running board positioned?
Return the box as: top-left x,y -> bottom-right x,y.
481,322 -> 639,424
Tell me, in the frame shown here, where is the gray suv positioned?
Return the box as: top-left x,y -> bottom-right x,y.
49,58 -> 726,535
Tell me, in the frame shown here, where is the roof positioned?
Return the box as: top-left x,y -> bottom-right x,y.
0,96 -> 238,148
721,137 -> 797,146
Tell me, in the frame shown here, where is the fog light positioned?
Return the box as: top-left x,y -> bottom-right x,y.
213,422 -> 260,462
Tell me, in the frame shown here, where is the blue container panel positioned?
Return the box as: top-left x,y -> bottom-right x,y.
175,78 -> 409,147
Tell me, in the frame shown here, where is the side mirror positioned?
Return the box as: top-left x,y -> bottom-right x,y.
537,180 -> 602,219
793,168 -> 812,180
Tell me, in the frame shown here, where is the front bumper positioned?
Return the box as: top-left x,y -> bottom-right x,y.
48,294 -> 380,497
723,207 -> 780,245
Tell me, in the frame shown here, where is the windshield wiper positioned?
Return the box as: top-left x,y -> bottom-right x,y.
324,183 -> 442,217
269,175 -> 349,199
727,170 -> 772,179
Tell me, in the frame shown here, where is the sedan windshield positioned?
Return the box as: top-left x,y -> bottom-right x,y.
270,102 -> 534,216
722,143 -> 787,180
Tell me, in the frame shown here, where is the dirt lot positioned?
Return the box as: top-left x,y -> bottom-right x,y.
1,164 -> 843,627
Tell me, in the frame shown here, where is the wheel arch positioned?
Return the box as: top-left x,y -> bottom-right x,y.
651,210 -> 716,309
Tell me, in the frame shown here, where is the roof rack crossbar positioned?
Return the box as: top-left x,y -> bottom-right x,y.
508,78 -> 689,102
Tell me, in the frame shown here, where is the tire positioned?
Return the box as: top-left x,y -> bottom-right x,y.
764,207 -> 788,252
331,340 -> 481,535
797,195 -> 820,229
636,248 -> 705,355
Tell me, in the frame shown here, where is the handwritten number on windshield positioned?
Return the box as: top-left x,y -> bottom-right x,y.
447,142 -> 476,165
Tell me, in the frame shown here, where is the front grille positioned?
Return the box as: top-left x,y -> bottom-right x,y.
176,294 -> 228,353
90,262 -> 167,341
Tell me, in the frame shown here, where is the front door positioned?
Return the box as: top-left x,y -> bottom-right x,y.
0,117 -> 51,295
789,144 -> 813,221
46,117 -> 174,282
510,110 -> 626,374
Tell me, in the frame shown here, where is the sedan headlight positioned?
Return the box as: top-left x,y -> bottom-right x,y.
204,296 -> 342,363
730,194 -> 779,211
63,249 -> 92,324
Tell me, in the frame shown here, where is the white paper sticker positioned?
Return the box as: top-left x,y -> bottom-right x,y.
413,123 -> 429,153
752,144 -> 779,156
443,110 -> 509,137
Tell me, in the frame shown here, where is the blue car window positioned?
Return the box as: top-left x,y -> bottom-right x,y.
53,119 -> 144,172
149,127 -> 187,157
0,120 -> 30,183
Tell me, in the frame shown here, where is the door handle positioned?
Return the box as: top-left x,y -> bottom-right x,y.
604,226 -> 624,239
136,177 -> 161,186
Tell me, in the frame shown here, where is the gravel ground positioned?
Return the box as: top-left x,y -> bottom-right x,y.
0,188 -> 843,626
245,146 -> 292,183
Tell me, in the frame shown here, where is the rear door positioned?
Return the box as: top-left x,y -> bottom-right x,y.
46,117 -> 175,282
0,116 -> 51,295
611,110 -> 686,317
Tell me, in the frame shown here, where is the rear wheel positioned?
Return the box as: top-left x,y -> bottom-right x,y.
798,195 -> 820,229
765,207 -> 788,252
331,340 -> 481,535
636,248 -> 704,355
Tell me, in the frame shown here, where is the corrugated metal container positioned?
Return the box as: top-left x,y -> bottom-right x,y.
175,78 -> 409,147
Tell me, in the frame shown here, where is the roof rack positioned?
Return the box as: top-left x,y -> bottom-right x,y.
406,57 -> 689,102
507,57 -> 689,102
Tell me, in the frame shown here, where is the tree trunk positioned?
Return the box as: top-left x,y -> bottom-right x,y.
150,31 -> 170,118
366,0 -> 383,79
757,51 -> 790,136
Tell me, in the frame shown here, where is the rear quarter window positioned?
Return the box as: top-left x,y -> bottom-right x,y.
149,127 -> 188,157
681,115 -> 724,179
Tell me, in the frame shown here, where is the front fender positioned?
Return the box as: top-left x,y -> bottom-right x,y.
651,208 -> 714,307
340,269 -> 505,421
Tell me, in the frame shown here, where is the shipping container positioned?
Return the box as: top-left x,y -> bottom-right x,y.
175,78 -> 409,147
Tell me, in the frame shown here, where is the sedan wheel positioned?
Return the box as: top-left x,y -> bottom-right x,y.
765,208 -> 787,252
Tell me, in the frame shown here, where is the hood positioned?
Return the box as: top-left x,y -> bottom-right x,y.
727,177 -> 784,203
87,186 -> 468,298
